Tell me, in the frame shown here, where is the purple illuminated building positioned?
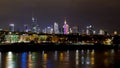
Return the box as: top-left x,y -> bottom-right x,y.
63,18 -> 69,34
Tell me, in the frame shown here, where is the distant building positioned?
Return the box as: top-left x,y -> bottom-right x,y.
59,27 -> 64,34
24,24 -> 30,32
46,26 -> 53,34
32,17 -> 39,33
63,18 -> 69,34
69,28 -> 72,33
53,22 -> 59,34
113,31 -> 118,35
0,28 -> 3,31
86,25 -> 95,35
9,23 -> 15,32
98,29 -> 105,35
42,28 -> 47,33
72,26 -> 79,33
81,29 -> 86,34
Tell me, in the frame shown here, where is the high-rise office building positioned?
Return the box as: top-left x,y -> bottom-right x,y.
54,22 -> 59,34
63,18 -> 69,34
72,26 -> 79,33
86,25 -> 95,35
46,26 -> 53,34
99,29 -> 105,35
32,17 -> 39,33
69,28 -> 73,33
24,24 -> 30,32
42,28 -> 47,33
9,23 -> 15,32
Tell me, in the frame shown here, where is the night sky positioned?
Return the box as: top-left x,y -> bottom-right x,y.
0,0 -> 120,33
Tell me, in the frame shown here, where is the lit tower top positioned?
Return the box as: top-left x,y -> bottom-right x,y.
32,17 -> 35,23
31,16 -> 38,32
63,18 -> 69,34
64,18 -> 67,24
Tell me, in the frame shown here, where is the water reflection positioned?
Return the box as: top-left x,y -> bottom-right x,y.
0,49 -> 119,68
28,52 -> 38,68
42,51 -> 48,68
90,50 -> 95,65
81,50 -> 89,64
5,51 -> 17,68
54,51 -> 58,61
0,52 -> 1,68
21,52 -> 27,68
86,50 -> 90,64
59,51 -> 70,68
75,50 -> 79,68
103,49 -> 115,67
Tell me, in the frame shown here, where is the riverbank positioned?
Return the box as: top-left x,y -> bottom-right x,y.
0,43 -> 119,52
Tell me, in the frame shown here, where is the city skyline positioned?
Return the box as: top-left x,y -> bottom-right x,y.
0,16 -> 119,34
0,0 -> 120,33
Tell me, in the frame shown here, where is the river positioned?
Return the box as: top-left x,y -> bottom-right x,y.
0,49 -> 120,68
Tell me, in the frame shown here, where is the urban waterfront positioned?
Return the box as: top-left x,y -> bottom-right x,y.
0,49 -> 120,68
0,0 -> 120,68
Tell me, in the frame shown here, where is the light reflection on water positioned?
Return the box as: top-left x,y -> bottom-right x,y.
21,52 -> 27,68
0,52 -> 1,68
0,49 -> 120,68
5,51 -> 17,68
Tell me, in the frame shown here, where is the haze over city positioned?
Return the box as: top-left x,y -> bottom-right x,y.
0,0 -> 120,33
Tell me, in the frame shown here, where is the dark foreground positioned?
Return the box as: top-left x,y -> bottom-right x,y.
0,43 -> 119,52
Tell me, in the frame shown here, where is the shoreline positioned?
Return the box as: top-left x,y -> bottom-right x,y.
0,43 -> 119,52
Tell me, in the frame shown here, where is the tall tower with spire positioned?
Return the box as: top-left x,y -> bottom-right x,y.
32,16 -> 39,33
63,18 -> 69,34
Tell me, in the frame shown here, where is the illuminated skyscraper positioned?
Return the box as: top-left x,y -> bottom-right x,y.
32,17 -> 39,33
69,28 -> 72,33
54,22 -> 59,34
46,26 -> 53,34
9,23 -> 15,32
63,18 -> 69,34
99,29 -> 105,35
24,24 -> 30,32
86,25 -> 95,35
